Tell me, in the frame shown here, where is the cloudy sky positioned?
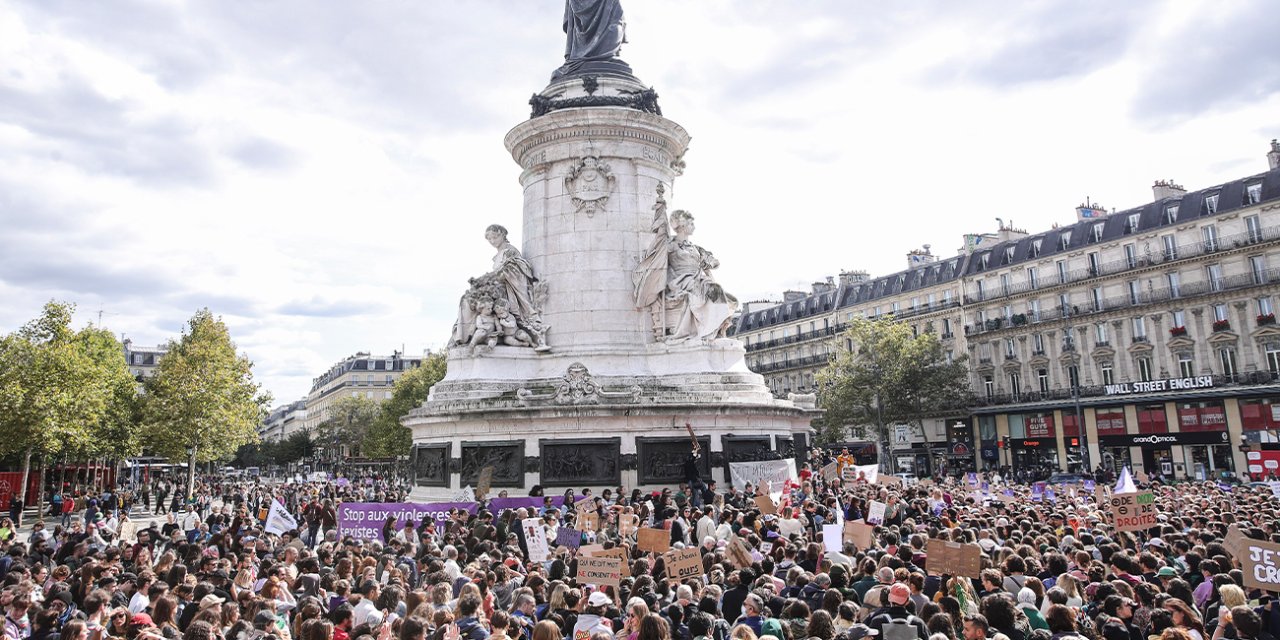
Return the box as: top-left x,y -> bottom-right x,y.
2,0 -> 1277,406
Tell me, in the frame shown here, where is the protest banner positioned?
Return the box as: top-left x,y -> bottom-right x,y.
119,521 -> 139,544
1110,492 -> 1158,532
759,542 -> 773,555
663,547 -> 704,582
819,462 -> 838,480
265,499 -> 300,536
842,464 -> 878,484
617,513 -> 639,537
475,466 -> 494,500
556,527 -> 581,549
593,546 -> 631,577
726,536 -> 753,568
866,501 -> 887,525
1239,536 -> 1280,593
576,555 -> 623,589
729,459 -> 797,496
338,502 -> 479,542
1224,524 -> 1246,559
843,520 -> 873,550
925,539 -> 983,578
637,527 -> 671,554
522,517 -> 550,562
754,495 -> 777,515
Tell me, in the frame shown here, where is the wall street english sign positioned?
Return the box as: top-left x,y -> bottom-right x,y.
1103,376 -> 1215,396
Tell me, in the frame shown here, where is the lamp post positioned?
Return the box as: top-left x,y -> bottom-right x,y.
1066,324 -> 1089,473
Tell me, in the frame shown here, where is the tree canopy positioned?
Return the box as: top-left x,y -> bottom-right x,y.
140,308 -> 270,491
316,395 -> 381,459
816,316 -> 970,467
364,351 -> 446,458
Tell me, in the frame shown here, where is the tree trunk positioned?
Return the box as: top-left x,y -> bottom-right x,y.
18,447 -> 32,512
187,447 -> 198,501
37,458 -> 46,519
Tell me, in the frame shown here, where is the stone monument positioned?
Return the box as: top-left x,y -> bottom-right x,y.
404,1 -> 816,494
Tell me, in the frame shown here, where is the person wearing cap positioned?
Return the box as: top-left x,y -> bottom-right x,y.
867,583 -> 928,640
572,591 -> 614,640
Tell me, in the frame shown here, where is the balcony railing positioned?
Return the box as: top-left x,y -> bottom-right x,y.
744,300 -> 963,351
967,266 -> 1280,338
964,224 -> 1280,305
970,372 -> 1280,408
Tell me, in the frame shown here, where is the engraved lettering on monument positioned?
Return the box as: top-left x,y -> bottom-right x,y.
634,184 -> 739,343
450,224 -> 551,354
564,155 -> 615,217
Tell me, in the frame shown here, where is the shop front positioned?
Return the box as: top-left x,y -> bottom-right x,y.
1008,412 -> 1059,473
946,420 -> 977,476
1176,400 -> 1233,479
1097,430 -> 1230,479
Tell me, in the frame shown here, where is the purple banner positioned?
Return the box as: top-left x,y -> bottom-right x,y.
487,496 -> 568,513
337,502 -> 478,542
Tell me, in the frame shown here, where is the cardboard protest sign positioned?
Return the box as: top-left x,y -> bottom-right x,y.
843,464 -> 878,483
759,541 -> 773,555
522,517 -> 550,562
754,495 -> 777,515
576,555 -> 623,589
843,519 -> 874,550
119,521 -> 139,544
820,462 -> 839,480
866,501 -> 887,525
637,527 -> 671,554
475,466 -> 494,500
663,547 -> 704,582
726,536 -> 753,568
1224,524 -> 1247,559
878,474 -> 904,487
925,539 -> 983,577
1239,536 -> 1280,593
575,498 -> 595,514
1110,492 -> 1158,532
575,511 -> 599,533
577,544 -> 604,556
592,546 -> 631,577
556,527 -> 582,549
617,513 -> 638,537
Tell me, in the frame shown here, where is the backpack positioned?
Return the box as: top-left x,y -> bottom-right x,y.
881,618 -> 919,640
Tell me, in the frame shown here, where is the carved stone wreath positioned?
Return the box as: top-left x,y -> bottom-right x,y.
516,362 -> 641,406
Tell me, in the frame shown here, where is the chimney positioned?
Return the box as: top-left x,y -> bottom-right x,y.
782,290 -> 807,303
1269,139 -> 1280,170
838,270 -> 869,286
995,220 -> 1028,243
811,279 -> 835,295
906,245 -> 937,269
1075,198 -> 1108,221
1152,179 -> 1187,201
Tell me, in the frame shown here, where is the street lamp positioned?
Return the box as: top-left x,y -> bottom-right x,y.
1065,324 -> 1089,473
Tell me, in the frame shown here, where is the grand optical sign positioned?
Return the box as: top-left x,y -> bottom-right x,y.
1103,376 -> 1215,396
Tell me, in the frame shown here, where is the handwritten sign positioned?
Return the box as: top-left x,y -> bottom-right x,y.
925,539 -> 983,577
582,546 -> 631,577
759,541 -> 773,555
556,527 -> 581,549
726,536 -> 753,568
663,547 -> 703,582
1240,536 -> 1280,592
617,513 -> 638,537
576,555 -> 623,589
1110,492 -> 1158,532
637,527 -> 671,554
866,501 -> 887,525
575,511 -> 599,533
522,517 -> 550,562
820,462 -> 839,480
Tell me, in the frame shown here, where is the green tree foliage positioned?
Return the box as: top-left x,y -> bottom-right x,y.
365,352 -> 446,458
316,395 -> 381,459
816,316 -> 970,469
276,429 -> 316,463
140,308 -> 270,493
0,301 -> 138,501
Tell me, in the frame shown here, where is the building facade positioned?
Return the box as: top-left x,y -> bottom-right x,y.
735,141 -> 1280,480
260,399 -> 307,442
303,351 -> 424,431
122,339 -> 168,385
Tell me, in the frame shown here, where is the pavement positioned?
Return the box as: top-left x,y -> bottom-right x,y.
10,503 -> 176,544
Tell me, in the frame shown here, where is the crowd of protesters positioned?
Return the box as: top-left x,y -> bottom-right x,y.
1,455 -> 1278,640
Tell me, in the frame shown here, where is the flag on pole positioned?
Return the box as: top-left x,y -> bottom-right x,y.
264,499 -> 299,535
1114,467 -> 1137,494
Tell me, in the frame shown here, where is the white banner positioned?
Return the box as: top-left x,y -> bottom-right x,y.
842,464 -> 879,484
866,500 -> 887,526
822,523 -> 843,553
729,459 -> 797,498
265,499 -> 299,536
522,517 -> 550,563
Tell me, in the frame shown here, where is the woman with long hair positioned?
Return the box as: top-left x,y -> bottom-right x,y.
805,610 -> 837,640
1166,598 -> 1207,640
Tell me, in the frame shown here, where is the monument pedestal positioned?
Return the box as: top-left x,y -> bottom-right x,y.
406,88 -> 816,498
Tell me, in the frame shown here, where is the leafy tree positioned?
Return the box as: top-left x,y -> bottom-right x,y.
316,395 -> 381,459
0,301 -> 136,505
817,316 -> 970,472
140,308 -> 270,495
365,352 -> 446,458
276,429 -> 316,463
77,326 -> 144,459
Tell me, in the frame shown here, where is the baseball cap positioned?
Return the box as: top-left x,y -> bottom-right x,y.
1156,567 -> 1178,578
587,591 -> 611,608
888,583 -> 910,606
846,625 -> 880,640
129,614 -> 155,628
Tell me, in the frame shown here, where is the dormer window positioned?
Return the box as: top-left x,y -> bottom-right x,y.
1059,230 -> 1072,250
1030,238 -> 1042,258
1164,204 -> 1179,224
979,253 -> 990,270
1246,182 -> 1262,205
1203,192 -> 1219,216
1125,213 -> 1140,234
1091,222 -> 1104,242
1004,247 -> 1015,264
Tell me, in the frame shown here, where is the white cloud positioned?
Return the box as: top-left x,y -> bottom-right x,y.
2,0 -> 1277,404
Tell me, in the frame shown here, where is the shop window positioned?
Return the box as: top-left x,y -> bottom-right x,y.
978,416 -> 997,441
1137,404 -> 1168,434
1178,400 -> 1227,432
1096,408 -> 1128,435
1239,398 -> 1280,431
1060,412 -> 1079,437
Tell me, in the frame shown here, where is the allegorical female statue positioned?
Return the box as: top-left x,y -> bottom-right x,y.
451,225 -> 550,353
553,0 -> 627,79
634,186 -> 739,343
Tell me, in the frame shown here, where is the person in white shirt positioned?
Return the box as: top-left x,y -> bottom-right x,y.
776,506 -> 805,539
352,581 -> 380,627
442,545 -> 461,583
696,507 -> 717,542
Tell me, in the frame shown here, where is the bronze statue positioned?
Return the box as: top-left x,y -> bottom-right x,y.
553,0 -> 628,80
